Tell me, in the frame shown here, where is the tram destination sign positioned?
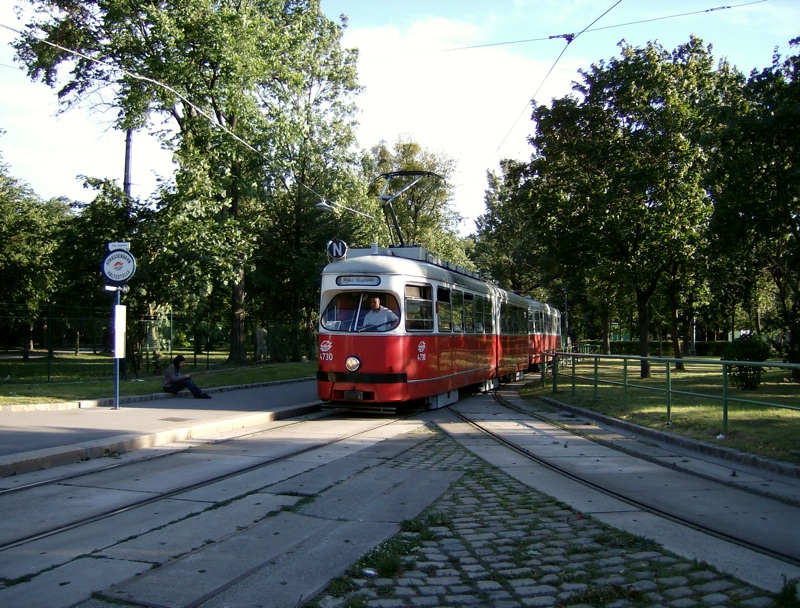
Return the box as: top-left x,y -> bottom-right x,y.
336,276 -> 380,286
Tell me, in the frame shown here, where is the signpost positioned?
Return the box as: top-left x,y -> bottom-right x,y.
101,242 -> 136,409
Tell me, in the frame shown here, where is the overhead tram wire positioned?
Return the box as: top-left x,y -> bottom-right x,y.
490,0 -> 623,162
0,21 -> 330,205
438,1 -> 767,54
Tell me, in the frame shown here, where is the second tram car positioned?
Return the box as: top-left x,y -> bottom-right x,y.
317,244 -> 531,410
525,297 -> 562,372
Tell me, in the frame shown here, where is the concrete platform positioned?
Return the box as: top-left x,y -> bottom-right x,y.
0,378 -> 321,479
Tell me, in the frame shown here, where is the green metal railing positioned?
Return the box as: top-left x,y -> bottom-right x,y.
544,351 -> 800,433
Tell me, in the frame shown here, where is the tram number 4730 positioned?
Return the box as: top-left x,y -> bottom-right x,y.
417,341 -> 427,362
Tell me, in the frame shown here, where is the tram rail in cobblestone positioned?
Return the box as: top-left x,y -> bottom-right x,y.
446,395 -> 800,569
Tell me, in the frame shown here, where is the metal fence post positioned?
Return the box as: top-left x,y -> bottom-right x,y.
552,352 -> 558,393
722,363 -> 729,434
623,358 -> 628,409
571,352 -> 576,395
666,360 -> 672,423
593,356 -> 599,401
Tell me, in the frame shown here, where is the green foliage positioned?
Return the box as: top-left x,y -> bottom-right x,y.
609,341 -> 675,357
710,38 -> 800,369
13,0 -> 363,365
523,37 -> 730,377
693,342 -> 731,357
350,537 -> 419,579
0,150 -> 71,318
724,334 -> 772,390
473,159 -> 546,294
774,577 -> 800,608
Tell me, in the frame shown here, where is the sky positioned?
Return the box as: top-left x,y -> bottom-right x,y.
1,0 -> 798,235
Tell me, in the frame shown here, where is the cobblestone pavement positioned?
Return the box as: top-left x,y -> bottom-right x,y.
308,427 -> 781,608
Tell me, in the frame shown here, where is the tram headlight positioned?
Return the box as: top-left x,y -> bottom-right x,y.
345,356 -> 361,372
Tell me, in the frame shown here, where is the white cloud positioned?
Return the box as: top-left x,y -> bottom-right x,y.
342,16 -> 583,233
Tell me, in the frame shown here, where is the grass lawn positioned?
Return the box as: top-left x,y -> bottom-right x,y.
0,350 -> 315,406
521,357 -> 800,466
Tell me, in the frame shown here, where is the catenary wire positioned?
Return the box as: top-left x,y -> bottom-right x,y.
440,1 -> 766,54
491,0 -> 623,160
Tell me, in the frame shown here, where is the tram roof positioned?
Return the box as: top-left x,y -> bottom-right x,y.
322,245 -> 527,303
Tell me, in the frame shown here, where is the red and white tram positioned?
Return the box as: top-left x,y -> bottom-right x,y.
317,244 -> 530,410
525,297 -> 562,372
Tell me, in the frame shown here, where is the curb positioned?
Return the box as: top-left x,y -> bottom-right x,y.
0,376 -> 317,413
539,395 -> 800,479
0,401 -> 322,478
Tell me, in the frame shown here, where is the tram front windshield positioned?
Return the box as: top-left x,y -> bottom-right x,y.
321,292 -> 401,332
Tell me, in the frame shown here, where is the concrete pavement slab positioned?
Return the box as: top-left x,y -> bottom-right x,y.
0,555 -> 150,608
267,455 -> 388,496
0,483 -> 159,545
199,519 -> 397,608
64,448 -> 299,494
105,512 -> 395,608
0,379 -> 321,477
299,466 -> 463,523
0,497 -> 203,580
101,492 -> 301,563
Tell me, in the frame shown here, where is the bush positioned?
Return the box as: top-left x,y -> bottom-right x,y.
694,341 -> 730,357
723,334 -> 771,390
608,341 -> 674,357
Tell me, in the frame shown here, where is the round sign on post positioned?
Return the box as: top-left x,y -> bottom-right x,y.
102,249 -> 137,285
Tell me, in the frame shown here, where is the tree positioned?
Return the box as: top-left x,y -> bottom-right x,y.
0,147 -> 71,356
526,38 -> 731,377
13,0 -> 360,364
474,160 -> 546,295
710,39 -> 800,375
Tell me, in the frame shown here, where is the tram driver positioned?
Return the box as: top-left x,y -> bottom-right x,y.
362,296 -> 399,331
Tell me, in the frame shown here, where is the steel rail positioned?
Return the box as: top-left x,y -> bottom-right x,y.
445,395 -> 800,568
0,412 -> 416,553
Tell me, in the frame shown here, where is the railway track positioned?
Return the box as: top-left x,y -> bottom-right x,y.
0,412 -> 418,554
443,391 -> 800,568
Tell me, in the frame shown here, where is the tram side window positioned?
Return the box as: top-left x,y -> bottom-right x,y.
464,293 -> 475,333
452,290 -> 464,333
500,303 -> 526,335
437,286 -> 452,332
474,296 -> 484,333
405,284 -> 433,331
534,310 -> 544,334
485,298 -> 494,333
516,306 -> 528,335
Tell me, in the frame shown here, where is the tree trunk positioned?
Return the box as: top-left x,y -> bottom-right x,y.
229,269 -> 247,364
226,155 -> 247,365
601,308 -> 611,355
789,299 -> 800,379
22,323 -> 33,361
636,290 -> 651,378
683,302 -> 695,357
